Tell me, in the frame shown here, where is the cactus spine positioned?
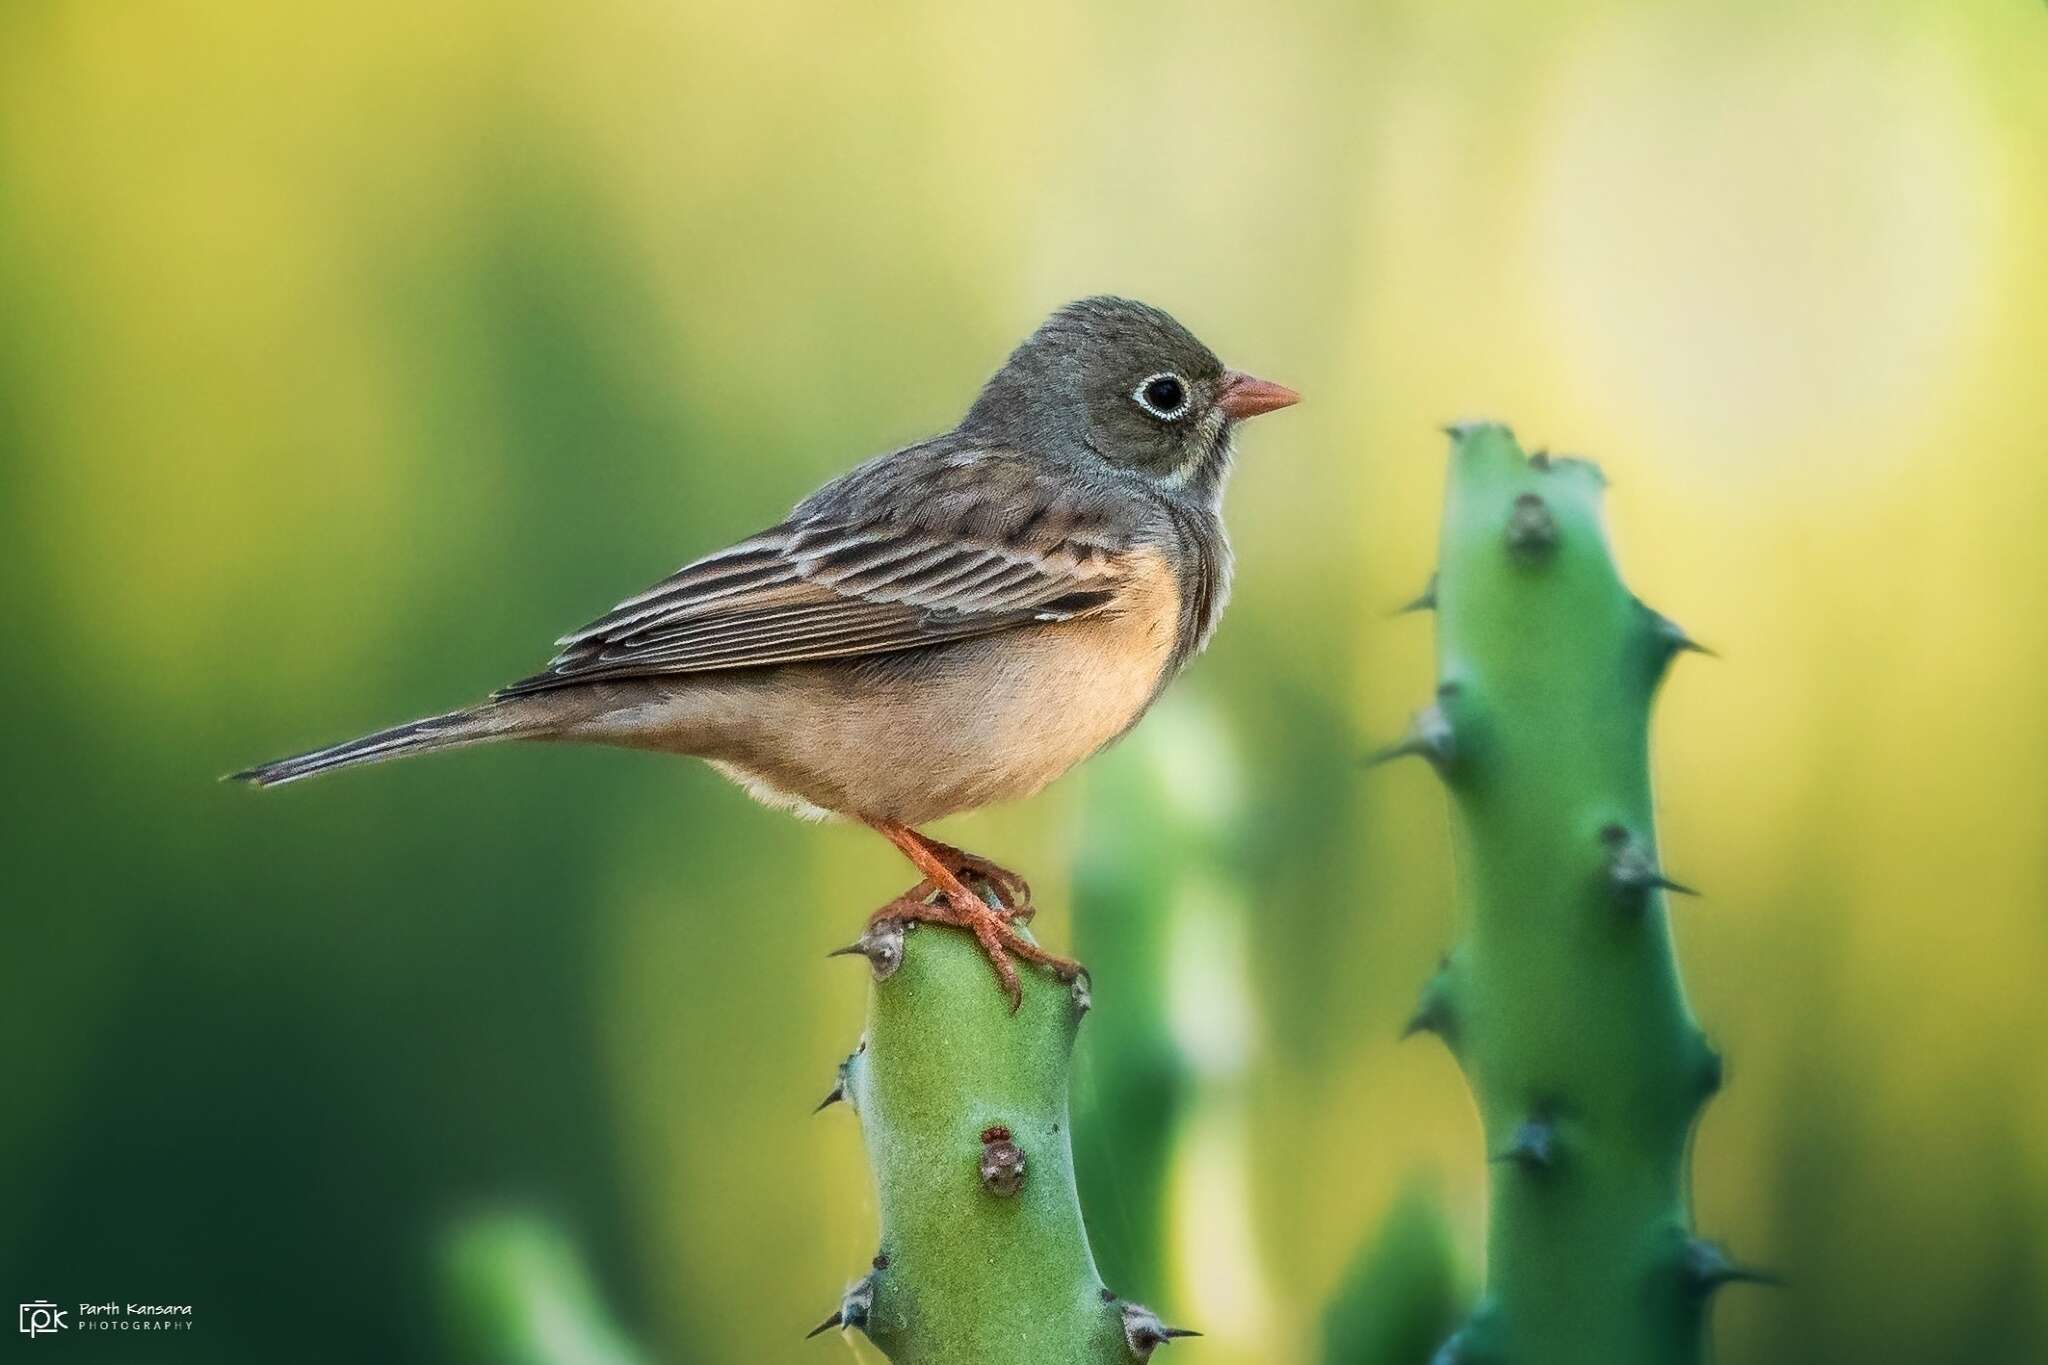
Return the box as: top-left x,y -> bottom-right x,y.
1383,423 -> 1765,1364
816,917 -> 1194,1364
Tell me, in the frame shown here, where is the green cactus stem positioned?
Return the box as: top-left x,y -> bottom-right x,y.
439,1211 -> 648,1365
1379,422 -> 1768,1364
1320,1180 -> 1468,1365
1071,710 -> 1233,1304
815,915 -> 1196,1364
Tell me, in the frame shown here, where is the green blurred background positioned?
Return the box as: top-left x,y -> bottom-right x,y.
4,1 -> 2045,1361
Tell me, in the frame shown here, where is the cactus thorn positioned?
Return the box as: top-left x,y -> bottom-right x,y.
1403,956 -> 1457,1039
1695,1042 -> 1726,1098
1395,574 -> 1439,615
814,1041 -> 864,1113
1505,492 -> 1560,561
1602,824 -> 1698,902
1402,973 -> 1457,1044
1653,610 -> 1717,659
1630,871 -> 1695,900
1551,453 -> 1611,486
1493,1115 -> 1559,1171
978,1124 -> 1028,1197
826,918 -> 908,980
1530,448 -> 1552,470
1071,968 -> 1093,1017
807,1269 -> 877,1340
1442,418 -> 1510,442
1684,1239 -> 1783,1296
1400,1003 -> 1442,1040
1366,701 -> 1456,773
1120,1302 -> 1201,1360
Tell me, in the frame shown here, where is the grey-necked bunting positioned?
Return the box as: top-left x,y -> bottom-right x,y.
234,297 -> 1299,1006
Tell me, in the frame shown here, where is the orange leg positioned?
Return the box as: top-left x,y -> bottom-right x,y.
863,818 -> 1079,1011
898,833 -> 1034,923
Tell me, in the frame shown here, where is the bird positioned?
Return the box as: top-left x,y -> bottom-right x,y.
232,296 -> 1298,1006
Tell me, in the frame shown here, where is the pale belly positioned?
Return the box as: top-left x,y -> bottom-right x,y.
570,562 -> 1183,827
706,610 -> 1175,826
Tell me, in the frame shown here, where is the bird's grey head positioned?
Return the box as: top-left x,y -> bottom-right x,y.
963,296 -> 1298,503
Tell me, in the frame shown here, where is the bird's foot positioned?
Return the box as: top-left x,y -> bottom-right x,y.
860,818 -> 1069,1009
864,889 -> 1081,1013
906,837 -> 1034,921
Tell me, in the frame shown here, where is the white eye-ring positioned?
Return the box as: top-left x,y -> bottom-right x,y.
1132,372 -> 1191,421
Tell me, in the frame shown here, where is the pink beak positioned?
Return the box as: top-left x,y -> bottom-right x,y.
1217,370 -> 1301,422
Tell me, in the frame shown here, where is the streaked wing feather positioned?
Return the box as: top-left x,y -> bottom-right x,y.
496,510 -> 1127,697
553,534 -> 792,646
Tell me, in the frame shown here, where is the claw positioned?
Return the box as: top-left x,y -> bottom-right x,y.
860,818 -> 1074,1010
861,889 -> 1080,1014
974,915 -> 1025,1013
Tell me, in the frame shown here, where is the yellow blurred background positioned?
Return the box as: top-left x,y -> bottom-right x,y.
3,2 -> 2044,1361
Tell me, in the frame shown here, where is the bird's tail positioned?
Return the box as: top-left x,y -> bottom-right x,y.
228,704 -> 532,788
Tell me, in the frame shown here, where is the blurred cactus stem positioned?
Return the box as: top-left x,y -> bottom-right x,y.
1320,1180 -> 1468,1365
1380,423 -> 1765,1364
1071,705 -> 1235,1302
439,1211 -> 648,1365
815,917 -> 1195,1364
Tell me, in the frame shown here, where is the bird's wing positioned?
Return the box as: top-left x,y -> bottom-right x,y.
494,506 -> 1133,697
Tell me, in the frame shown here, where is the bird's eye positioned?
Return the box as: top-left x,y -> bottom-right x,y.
1133,373 -> 1190,420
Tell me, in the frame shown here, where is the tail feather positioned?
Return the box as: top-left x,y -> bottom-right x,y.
228,706 -> 518,787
